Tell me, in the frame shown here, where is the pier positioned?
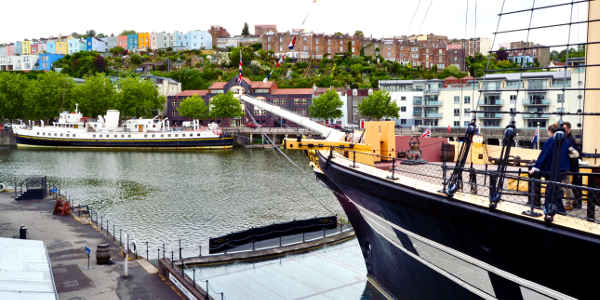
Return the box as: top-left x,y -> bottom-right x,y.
223,127 -> 318,148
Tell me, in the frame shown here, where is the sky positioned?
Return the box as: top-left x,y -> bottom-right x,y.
0,0 -> 589,50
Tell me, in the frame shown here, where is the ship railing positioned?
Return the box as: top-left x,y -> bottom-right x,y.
331,147 -> 600,225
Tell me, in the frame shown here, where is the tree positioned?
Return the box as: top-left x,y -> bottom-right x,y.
496,47 -> 509,61
109,46 -> 127,56
117,78 -> 165,118
209,91 -> 243,119
129,54 -> 144,65
242,22 -> 250,36
53,51 -> 105,78
83,29 -> 96,39
309,89 -> 343,120
228,46 -> 255,68
0,72 -> 29,120
353,30 -> 364,38
358,90 -> 399,120
23,72 -> 74,121
177,95 -> 209,119
120,30 -> 137,36
71,73 -> 117,117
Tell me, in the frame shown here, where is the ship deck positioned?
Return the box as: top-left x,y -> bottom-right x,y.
326,150 -> 600,236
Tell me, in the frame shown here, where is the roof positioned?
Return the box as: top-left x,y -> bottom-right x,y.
272,88 -> 314,95
176,90 -> 209,97
0,237 -> 57,300
483,71 -> 571,81
208,82 -> 227,89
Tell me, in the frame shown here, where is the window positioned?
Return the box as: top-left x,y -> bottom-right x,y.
464,108 -> 471,114
400,119 -> 407,125
557,94 -> 565,103
454,96 -> 460,104
401,106 -> 406,112
454,121 -> 460,127
454,109 -> 460,116
464,121 -> 470,127
510,95 -> 517,104
401,96 -> 406,101
464,96 -> 470,104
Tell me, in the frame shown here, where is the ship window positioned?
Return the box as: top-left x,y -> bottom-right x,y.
42,133 -> 45,135
73,134 -> 76,137
144,135 -> 148,138
152,134 -> 155,137
54,133 -> 57,136
128,135 -> 131,138
36,132 -> 39,135
93,134 -> 96,138
66,134 -> 69,137
175,134 -> 178,137
121,135 -> 124,138
197,133 -> 201,136
114,135 -> 117,138
168,134 -> 171,137
161,134 -> 164,137
60,133 -> 63,136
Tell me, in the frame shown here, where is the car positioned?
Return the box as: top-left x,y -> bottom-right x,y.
246,122 -> 262,128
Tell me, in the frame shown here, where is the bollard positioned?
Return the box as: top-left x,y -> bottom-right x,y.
279,236 -> 282,247
205,280 -> 209,298
199,245 -> 202,257
179,240 -> 182,261
193,269 -> 196,288
302,231 -> 305,243
171,251 -> 174,268
158,248 -> 160,262
119,229 -> 122,246
146,242 -> 149,260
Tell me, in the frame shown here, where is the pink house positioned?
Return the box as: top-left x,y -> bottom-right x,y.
7,44 -> 14,56
117,36 -> 128,49
31,43 -> 39,55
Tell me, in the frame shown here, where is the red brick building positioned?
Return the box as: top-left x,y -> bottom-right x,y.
254,25 -> 277,36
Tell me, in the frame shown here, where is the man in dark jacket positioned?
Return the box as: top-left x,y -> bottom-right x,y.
563,122 -> 582,208
529,124 -> 573,214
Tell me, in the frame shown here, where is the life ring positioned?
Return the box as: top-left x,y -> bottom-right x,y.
0,183 -> 6,192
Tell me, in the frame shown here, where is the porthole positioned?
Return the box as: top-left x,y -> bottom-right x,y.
121,135 -> 125,138
54,133 -> 57,136
197,133 -> 201,137
66,134 -> 69,137
128,135 -> 131,138
175,134 -> 178,137
161,134 -> 164,137
168,134 -> 171,137
73,134 -> 76,137
93,134 -> 96,138
144,135 -> 148,138
114,135 -> 117,138
152,134 -> 155,137
36,132 -> 39,135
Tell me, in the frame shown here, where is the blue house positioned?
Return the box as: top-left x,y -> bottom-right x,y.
86,37 -> 107,52
34,54 -> 65,71
14,41 -> 22,55
185,30 -> 212,50
127,34 -> 138,51
45,41 -> 57,54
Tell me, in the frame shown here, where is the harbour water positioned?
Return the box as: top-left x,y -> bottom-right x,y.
0,148 -> 344,251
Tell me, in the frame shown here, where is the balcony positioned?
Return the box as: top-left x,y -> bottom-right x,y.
523,99 -> 550,106
523,113 -> 550,119
413,111 -> 423,117
479,113 -> 502,119
480,100 -> 503,106
413,99 -> 423,105
423,101 -> 441,107
423,113 -> 442,118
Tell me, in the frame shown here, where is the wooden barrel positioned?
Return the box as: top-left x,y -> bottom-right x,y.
96,243 -> 111,265
441,143 -> 455,162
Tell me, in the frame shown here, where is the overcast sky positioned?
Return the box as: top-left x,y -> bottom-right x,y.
0,0 -> 589,50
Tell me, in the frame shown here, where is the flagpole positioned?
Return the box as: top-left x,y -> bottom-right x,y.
536,122 -> 540,149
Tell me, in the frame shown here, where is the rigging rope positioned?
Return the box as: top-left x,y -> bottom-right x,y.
245,109 -> 337,215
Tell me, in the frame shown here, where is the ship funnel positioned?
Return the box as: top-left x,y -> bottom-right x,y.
105,110 -> 120,130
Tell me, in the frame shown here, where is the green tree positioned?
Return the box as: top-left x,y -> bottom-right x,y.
358,90 -> 399,120
177,95 -> 209,119
309,89 -> 343,120
0,72 -> 29,120
120,30 -> 137,36
23,72 -> 75,121
229,47 -> 255,68
110,46 -> 126,56
353,30 -> 364,38
53,51 -> 104,78
71,73 -> 117,117
117,78 -> 165,118
209,92 -> 243,119
129,54 -> 144,65
242,22 -> 250,36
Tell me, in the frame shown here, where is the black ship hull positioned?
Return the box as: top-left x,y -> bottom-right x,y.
15,134 -> 233,150
317,151 -> 598,300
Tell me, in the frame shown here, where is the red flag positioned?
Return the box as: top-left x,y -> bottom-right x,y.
448,125 -> 451,133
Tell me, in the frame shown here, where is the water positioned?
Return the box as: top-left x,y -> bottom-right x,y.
0,148 -> 343,253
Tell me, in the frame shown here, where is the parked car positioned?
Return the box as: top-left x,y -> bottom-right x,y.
246,122 -> 262,128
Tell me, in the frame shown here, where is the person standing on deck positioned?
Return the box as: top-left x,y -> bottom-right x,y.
529,124 -> 574,213
563,122 -> 582,209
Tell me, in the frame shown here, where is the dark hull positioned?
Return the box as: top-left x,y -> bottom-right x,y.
317,151 -> 599,300
15,134 -> 233,150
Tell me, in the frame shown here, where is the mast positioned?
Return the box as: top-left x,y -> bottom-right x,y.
583,1 -> 600,155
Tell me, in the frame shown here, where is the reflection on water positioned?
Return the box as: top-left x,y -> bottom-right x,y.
0,148 -> 343,252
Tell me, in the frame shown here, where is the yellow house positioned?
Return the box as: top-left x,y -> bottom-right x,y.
56,39 -> 68,54
138,32 -> 150,50
22,40 -> 31,55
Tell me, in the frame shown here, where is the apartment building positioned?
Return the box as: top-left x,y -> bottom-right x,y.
378,69 -> 583,130
255,25 -> 277,36
508,41 -> 551,66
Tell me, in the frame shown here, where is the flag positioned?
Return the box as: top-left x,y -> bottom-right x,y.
238,51 -> 243,82
448,125 -> 451,133
288,36 -> 297,50
421,129 -> 432,138
531,128 -> 538,149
